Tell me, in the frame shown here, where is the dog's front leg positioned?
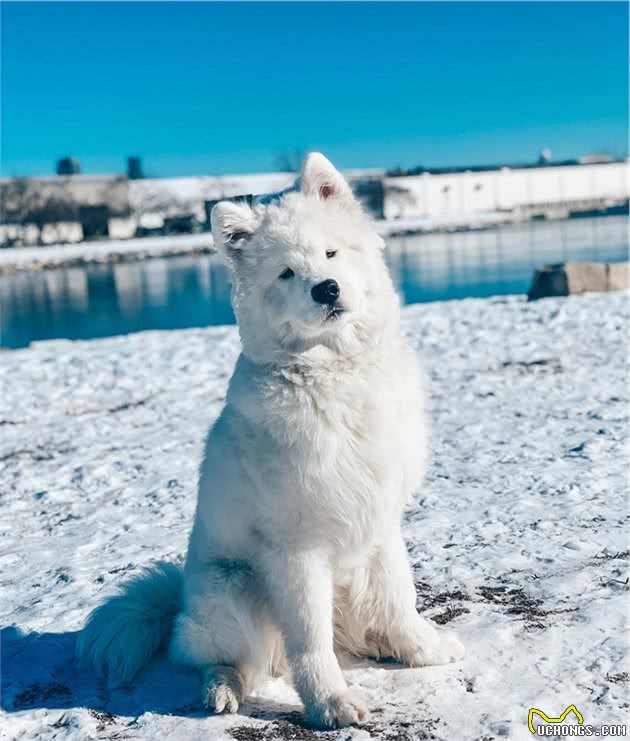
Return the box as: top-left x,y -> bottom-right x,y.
264,549 -> 367,729
370,528 -> 465,667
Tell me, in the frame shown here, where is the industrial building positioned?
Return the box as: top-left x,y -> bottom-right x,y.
0,156 -> 627,247
383,159 -> 629,221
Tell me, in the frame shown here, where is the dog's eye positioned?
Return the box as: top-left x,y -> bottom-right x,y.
326,250 -> 337,259
279,268 -> 294,280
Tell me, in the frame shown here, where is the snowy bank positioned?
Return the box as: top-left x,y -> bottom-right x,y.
0,213 -> 515,273
0,233 -> 215,273
1,292 -> 628,740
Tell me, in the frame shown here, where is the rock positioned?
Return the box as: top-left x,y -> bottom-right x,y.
608,262 -> 629,291
528,262 -> 629,300
565,262 -> 609,294
527,264 -> 569,300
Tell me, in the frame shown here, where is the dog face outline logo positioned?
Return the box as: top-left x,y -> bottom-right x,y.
527,704 -> 584,733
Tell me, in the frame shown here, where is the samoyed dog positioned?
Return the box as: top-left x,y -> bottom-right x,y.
78,153 -> 464,729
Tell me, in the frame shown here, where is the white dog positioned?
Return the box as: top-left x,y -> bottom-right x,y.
78,153 -> 464,729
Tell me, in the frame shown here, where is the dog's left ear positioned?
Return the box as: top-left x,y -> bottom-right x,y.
211,200 -> 257,265
300,153 -> 359,212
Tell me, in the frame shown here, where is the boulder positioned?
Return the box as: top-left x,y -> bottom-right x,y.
607,262 -> 629,291
528,262 -> 629,300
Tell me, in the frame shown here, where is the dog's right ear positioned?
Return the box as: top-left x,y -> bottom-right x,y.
300,152 -> 359,212
211,201 -> 257,264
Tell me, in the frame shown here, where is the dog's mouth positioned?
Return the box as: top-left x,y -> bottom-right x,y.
324,305 -> 345,321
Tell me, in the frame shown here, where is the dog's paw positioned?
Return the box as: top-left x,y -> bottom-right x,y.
397,621 -> 465,667
202,665 -> 244,714
307,689 -> 368,729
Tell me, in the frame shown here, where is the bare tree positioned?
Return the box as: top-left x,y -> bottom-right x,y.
0,178 -> 77,245
1,179 -> 37,245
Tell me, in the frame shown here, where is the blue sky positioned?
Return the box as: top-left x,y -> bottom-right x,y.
1,2 -> 628,177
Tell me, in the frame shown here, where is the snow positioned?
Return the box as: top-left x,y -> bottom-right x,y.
0,233 -> 214,273
129,173 -> 298,221
1,291 -> 628,740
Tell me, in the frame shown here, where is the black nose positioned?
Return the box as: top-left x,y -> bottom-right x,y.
311,279 -> 340,305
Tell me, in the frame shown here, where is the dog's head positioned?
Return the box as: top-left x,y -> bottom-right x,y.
212,153 -> 398,364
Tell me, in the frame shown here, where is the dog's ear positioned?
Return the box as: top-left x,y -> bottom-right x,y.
211,201 -> 257,264
300,152 -> 359,212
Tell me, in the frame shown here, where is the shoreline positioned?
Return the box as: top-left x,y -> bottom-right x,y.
0,211 -> 547,274
0,209 -> 625,275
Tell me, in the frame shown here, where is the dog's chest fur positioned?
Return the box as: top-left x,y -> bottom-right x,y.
229,348 -> 418,550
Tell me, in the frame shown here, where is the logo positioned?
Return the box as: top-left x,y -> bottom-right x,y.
528,705 -> 584,734
527,705 -> 627,737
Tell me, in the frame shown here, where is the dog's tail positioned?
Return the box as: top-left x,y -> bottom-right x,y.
77,561 -> 183,688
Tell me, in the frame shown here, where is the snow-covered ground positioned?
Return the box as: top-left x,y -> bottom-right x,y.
0,233 -> 215,273
1,292 -> 628,740
0,213 -> 516,273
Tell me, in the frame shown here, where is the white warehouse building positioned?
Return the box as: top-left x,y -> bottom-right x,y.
383,160 -> 629,221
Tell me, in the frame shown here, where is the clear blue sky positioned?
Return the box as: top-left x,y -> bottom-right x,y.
1,2 -> 628,177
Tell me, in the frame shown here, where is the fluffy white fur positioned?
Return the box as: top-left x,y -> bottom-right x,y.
78,153 -> 464,729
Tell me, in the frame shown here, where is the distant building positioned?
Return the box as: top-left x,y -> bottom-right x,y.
350,177 -> 385,219
163,214 -> 198,235
1,157 -> 627,247
578,153 -> 615,165
0,175 -> 135,245
382,159 -> 629,222
79,205 -> 110,240
127,156 -> 143,180
130,174 -> 296,226
56,157 -> 81,175
203,199 -> 221,228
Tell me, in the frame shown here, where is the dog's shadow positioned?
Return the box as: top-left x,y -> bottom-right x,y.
0,625 -> 211,718
1,625 -> 397,723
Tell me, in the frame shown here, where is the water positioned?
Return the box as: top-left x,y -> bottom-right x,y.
1,215 -> 627,349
